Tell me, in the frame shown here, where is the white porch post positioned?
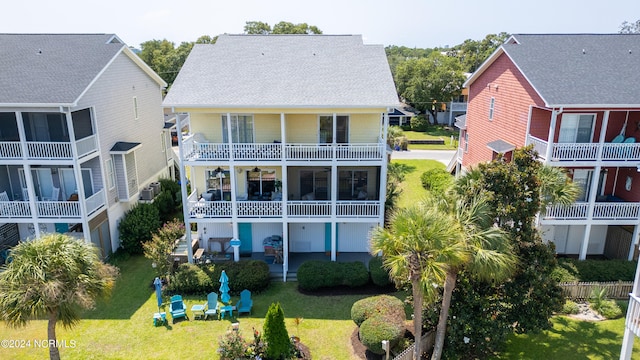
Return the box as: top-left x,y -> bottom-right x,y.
628,224 -> 640,261
545,109 -> 559,163
620,248 -> 640,359
281,112 -> 289,277
331,162 -> 338,261
65,108 -> 90,245
580,165 -> 602,260
177,113 -> 193,263
379,112 -> 389,228
229,163 -> 239,262
282,221 -> 288,281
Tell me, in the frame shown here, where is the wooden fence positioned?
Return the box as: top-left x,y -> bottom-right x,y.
559,281 -> 633,300
392,331 -> 434,360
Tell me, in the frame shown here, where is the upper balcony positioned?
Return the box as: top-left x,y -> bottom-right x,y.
526,109 -> 640,166
0,110 -> 98,161
181,137 -> 385,162
541,201 -> 640,225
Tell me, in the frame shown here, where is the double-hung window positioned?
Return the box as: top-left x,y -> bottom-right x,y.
319,115 -> 349,143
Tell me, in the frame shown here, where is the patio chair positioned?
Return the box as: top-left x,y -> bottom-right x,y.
169,295 -> 188,323
236,289 -> 253,316
204,292 -> 219,320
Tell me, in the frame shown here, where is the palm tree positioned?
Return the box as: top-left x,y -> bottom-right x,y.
371,194 -> 516,360
371,200 -> 467,360
0,233 -> 118,360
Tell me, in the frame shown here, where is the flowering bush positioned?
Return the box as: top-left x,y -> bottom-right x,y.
218,329 -> 248,360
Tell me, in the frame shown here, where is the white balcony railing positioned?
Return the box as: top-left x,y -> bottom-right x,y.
237,201 -> 282,217
526,135 -> 640,162
188,200 -> 233,218
85,189 -> 106,215
76,135 -> 98,158
0,201 -> 31,217
27,141 -> 73,159
0,142 -> 22,159
336,201 -> 380,217
542,202 -> 640,221
37,201 -> 81,218
288,201 -> 332,217
181,139 -> 384,162
625,294 -> 640,338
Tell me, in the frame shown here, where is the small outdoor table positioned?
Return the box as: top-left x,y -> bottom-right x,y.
220,305 -> 234,319
191,304 -> 206,320
153,312 -> 167,326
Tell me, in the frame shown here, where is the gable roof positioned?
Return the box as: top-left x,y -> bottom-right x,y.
0,33 -> 166,106
164,34 -> 399,109
464,34 -> 640,108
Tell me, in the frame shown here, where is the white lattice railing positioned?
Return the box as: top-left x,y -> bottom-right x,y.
551,143 -> 599,161
527,135 -> 640,162
75,135 -> 97,158
601,143 -> 640,161
288,201 -> 332,217
85,189 -> 105,215
0,141 -> 22,158
37,201 -> 81,218
625,294 -> 640,338
237,201 -> 283,217
188,200 -> 233,218
542,202 -> 640,221
233,143 -> 282,160
336,201 -> 380,217
0,201 -> 31,217
26,141 -> 73,159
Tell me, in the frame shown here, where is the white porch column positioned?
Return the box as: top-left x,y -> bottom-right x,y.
229,164 -> 239,262
282,221 -> 288,281
628,224 -> 640,261
65,108 -> 90,245
580,165 -> 602,260
331,161 -> 338,261
620,249 -> 640,359
544,109 -> 559,163
177,114 -> 193,263
379,112 -> 389,227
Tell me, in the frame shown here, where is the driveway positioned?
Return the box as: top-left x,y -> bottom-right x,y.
391,149 -> 456,165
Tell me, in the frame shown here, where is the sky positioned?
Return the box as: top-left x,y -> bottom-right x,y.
3,0 -> 639,49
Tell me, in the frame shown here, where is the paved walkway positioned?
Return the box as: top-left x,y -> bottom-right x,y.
391,149 -> 456,165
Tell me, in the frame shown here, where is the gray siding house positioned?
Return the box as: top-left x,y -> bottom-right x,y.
0,33 -> 170,259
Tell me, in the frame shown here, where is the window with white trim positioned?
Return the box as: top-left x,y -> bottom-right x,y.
464,132 -> 469,153
106,158 -> 115,190
222,114 -> 254,143
488,97 -> 495,120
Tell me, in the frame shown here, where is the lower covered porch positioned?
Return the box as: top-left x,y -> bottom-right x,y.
540,223 -> 640,260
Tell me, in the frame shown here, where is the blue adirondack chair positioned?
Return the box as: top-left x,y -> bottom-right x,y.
169,295 -> 188,323
237,289 -> 253,316
204,292 -> 219,320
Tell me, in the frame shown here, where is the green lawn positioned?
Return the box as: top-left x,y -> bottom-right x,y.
403,129 -> 459,150
501,316 -> 640,359
2,255 -> 640,359
0,256 -> 401,359
392,159 -> 445,209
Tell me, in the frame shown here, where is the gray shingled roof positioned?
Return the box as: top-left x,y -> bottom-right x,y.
503,34 -> 640,107
164,34 -> 399,108
0,34 -> 124,105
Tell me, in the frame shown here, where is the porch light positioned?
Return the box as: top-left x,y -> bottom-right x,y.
252,167 -> 261,173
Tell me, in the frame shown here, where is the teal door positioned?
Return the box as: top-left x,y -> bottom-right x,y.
238,223 -> 252,255
324,223 -> 338,253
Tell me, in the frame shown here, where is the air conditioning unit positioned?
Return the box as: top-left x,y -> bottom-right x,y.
140,187 -> 154,201
149,182 -> 161,196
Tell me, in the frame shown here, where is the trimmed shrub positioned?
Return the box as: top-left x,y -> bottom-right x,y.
562,300 -> 580,315
297,260 -> 369,291
209,260 -> 271,294
369,256 -> 391,287
167,263 -> 214,294
118,203 -> 161,255
359,315 -> 405,355
351,295 -> 406,327
154,190 -> 176,223
420,168 -> 453,193
159,178 -> 182,205
410,115 -> 429,132
263,302 -> 292,359
555,258 -> 636,282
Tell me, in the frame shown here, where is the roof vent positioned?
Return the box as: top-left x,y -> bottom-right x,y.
582,49 -> 586,54
36,49 -> 42,55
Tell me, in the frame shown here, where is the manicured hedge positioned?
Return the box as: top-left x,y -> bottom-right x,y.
297,260 -> 369,291
420,168 -> 453,193
168,260 -> 270,295
369,256 -> 392,287
553,258 -> 637,282
167,263 -> 213,294
351,295 -> 406,327
359,315 -> 405,355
